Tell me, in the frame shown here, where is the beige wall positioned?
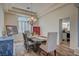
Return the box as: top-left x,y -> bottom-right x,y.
39,4 -> 78,49
0,4 -> 4,37
5,13 -> 18,26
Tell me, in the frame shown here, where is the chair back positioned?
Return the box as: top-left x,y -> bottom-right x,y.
24,31 -> 31,38
23,33 -> 29,45
47,32 -> 57,52
23,33 -> 27,42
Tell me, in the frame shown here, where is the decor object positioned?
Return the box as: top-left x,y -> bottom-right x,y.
2,28 -> 7,37
6,25 -> 18,36
33,26 -> 40,35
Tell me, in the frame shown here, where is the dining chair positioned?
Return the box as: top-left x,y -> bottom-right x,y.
23,31 -> 36,52
39,32 -> 57,56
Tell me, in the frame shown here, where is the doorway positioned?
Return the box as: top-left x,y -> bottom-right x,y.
59,17 -> 70,47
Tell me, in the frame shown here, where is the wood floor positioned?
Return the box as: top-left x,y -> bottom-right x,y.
56,43 -> 74,56
15,41 -> 77,56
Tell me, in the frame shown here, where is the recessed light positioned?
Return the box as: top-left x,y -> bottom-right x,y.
27,7 -> 30,9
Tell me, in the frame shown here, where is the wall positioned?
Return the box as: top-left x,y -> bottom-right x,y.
5,13 -> 18,26
39,4 -> 78,49
4,13 -> 30,33
0,4 -> 4,37
4,13 -> 19,34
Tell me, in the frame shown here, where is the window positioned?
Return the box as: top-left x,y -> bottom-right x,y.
18,16 -> 31,33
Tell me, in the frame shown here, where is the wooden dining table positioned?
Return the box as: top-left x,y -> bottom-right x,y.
28,35 -> 47,43
28,35 -> 47,52
32,36 -> 47,42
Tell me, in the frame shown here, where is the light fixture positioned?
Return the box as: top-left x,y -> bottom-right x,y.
30,15 -> 34,21
29,3 -> 37,23
27,7 -> 30,9
29,3 -> 35,33
26,3 -> 39,34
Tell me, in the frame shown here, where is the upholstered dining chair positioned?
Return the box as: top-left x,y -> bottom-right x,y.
23,31 -> 36,52
39,32 -> 57,56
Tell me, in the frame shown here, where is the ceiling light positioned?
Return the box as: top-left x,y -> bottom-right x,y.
27,7 -> 30,9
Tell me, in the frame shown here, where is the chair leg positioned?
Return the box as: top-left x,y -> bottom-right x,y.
54,50 -> 56,56
38,48 -> 41,55
27,49 -> 29,53
26,46 -> 30,53
47,53 -> 49,56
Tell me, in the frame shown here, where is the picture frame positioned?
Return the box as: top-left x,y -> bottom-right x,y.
6,25 -> 18,36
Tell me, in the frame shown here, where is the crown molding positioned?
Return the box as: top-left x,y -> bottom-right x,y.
12,7 -> 36,15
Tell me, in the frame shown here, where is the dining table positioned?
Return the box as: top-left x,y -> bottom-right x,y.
28,35 -> 47,52
28,35 -> 47,43
31,36 -> 47,42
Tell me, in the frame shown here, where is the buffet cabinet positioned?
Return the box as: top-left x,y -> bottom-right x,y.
0,37 -> 13,56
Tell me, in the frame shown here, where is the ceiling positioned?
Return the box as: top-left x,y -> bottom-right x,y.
3,3 -> 54,14
2,3 -> 65,17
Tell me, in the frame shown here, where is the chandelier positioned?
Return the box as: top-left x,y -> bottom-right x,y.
28,3 -> 37,25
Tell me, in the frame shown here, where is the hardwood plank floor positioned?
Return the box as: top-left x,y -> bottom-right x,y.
15,41 -> 77,56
